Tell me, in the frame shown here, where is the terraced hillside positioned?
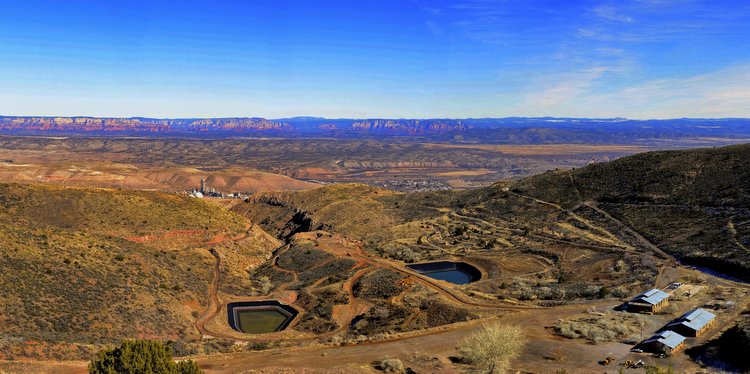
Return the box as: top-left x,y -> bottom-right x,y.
511,143 -> 750,280
0,184 -> 278,360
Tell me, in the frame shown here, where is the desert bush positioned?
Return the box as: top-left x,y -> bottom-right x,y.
380,244 -> 423,263
353,269 -> 408,299
613,259 -> 625,272
516,285 -> 537,301
395,248 -> 421,263
457,323 -> 527,374
203,339 -> 236,354
167,341 -> 200,357
251,264 -> 293,288
247,342 -> 270,351
452,225 -> 469,237
597,286 -> 610,298
254,276 -> 273,295
610,285 -> 630,298
521,248 -> 560,264
276,246 -> 333,272
565,283 -> 601,299
421,299 -> 474,327
297,258 -> 356,284
657,303 -> 678,315
294,289 -> 347,334
350,303 -> 422,336
378,358 -> 404,373
536,286 -> 553,299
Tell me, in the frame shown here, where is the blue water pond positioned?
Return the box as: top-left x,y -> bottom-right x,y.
406,261 -> 481,285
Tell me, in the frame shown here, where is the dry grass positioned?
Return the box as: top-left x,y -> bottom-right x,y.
457,323 -> 527,374
554,311 -> 646,344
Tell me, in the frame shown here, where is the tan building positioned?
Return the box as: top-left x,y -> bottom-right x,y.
642,330 -> 686,356
666,308 -> 717,337
627,289 -> 669,314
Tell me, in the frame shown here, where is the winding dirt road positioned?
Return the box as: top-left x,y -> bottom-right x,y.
195,248 -> 223,339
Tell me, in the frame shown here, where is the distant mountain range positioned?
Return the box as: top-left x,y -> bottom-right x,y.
0,116 -> 473,134
2,116 -> 750,143
0,116 -> 291,133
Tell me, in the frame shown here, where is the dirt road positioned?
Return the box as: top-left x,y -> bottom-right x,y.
193,301 -> 619,373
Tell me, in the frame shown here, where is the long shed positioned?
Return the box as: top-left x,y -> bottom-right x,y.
642,330 -> 686,356
666,308 -> 716,337
627,289 -> 670,313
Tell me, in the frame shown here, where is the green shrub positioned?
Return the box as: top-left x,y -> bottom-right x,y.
88,340 -> 202,374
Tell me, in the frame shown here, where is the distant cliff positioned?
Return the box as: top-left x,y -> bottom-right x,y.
0,116 -> 292,133
350,119 -> 469,133
0,116 -> 473,135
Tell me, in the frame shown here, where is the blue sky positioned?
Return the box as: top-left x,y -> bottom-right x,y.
1,0 -> 749,118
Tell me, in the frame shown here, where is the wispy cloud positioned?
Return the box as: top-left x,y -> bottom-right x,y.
423,7 -> 442,16
604,64 -> 750,118
449,0 -> 568,46
523,66 -> 616,108
592,5 -> 633,23
579,0 -> 750,43
515,64 -> 750,118
424,20 -> 443,36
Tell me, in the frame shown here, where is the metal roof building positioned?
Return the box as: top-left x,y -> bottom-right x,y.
666,308 -> 717,337
642,330 -> 686,356
627,289 -> 670,313
632,289 -> 669,305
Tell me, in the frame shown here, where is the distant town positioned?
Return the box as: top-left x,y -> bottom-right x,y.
187,178 -> 247,199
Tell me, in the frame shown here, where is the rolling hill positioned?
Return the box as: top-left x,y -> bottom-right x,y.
0,184 -> 278,360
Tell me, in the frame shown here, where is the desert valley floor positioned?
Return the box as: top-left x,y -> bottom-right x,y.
0,139 -> 749,373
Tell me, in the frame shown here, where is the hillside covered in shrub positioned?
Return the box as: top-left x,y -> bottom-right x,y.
0,184 -> 273,360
